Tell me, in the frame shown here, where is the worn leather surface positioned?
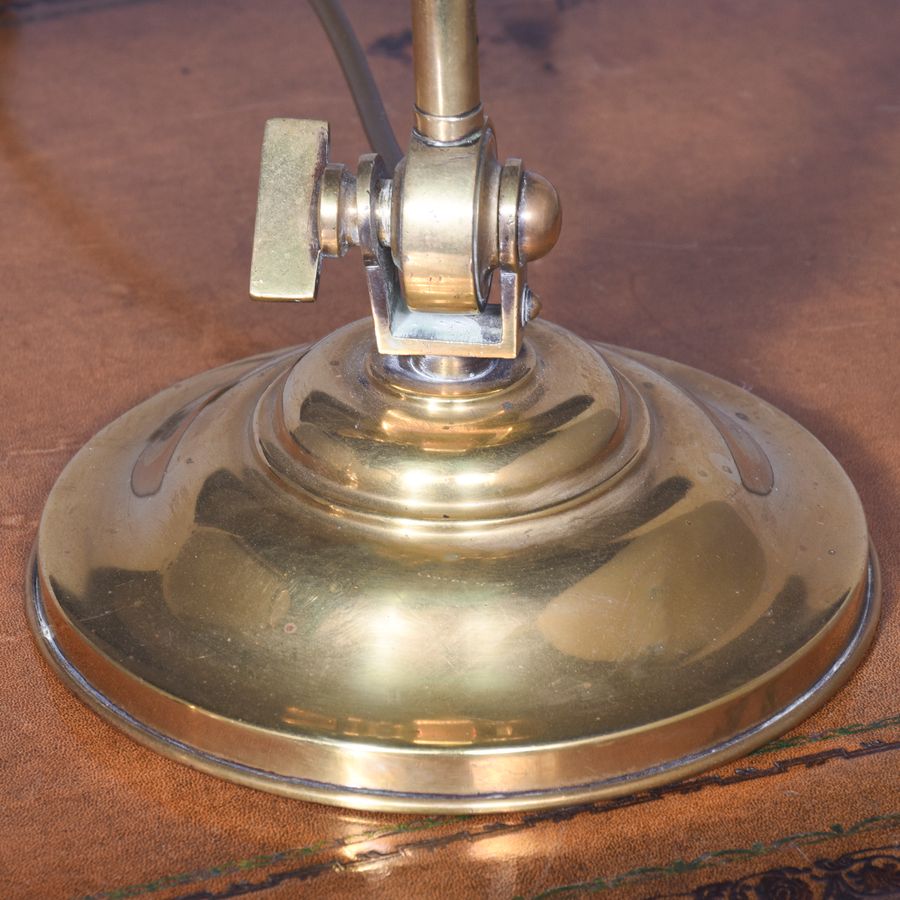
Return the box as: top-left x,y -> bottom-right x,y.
1,1 -> 898,897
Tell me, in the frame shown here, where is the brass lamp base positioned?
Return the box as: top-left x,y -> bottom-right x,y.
27,318 -> 879,813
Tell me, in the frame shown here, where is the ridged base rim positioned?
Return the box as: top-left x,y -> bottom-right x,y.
25,543 -> 880,814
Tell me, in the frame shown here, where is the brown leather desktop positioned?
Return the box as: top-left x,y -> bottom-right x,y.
1,1 -> 898,897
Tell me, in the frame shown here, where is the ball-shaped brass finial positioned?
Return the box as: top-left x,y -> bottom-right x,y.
518,171 -> 562,262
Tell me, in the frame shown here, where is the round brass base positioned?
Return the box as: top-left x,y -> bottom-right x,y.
26,320 -> 880,813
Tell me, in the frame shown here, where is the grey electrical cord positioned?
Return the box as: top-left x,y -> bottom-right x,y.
309,0 -> 403,170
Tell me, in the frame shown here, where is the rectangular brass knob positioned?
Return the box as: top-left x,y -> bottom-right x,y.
250,118 -> 330,301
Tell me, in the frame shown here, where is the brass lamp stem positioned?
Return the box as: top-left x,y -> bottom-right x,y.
411,0 -> 485,143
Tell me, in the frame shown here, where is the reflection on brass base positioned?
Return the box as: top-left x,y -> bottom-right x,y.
26,320 -> 880,813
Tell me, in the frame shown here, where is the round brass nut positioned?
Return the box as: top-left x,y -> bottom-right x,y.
318,163 -> 357,258
518,170 -> 562,263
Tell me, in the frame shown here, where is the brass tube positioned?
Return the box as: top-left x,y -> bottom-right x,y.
411,0 -> 484,142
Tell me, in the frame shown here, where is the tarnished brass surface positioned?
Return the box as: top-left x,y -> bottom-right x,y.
249,119 -> 329,302
27,319 -> 879,812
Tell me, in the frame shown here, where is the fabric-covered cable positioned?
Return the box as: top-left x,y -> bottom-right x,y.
309,0 -> 403,170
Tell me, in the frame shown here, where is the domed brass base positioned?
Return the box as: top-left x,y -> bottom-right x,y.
26,319 -> 880,812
